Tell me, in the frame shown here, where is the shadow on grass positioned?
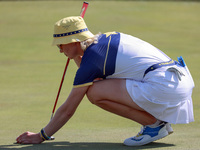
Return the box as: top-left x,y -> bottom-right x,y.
0,141 -> 175,150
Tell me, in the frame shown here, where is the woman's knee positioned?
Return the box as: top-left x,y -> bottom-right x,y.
86,84 -> 99,104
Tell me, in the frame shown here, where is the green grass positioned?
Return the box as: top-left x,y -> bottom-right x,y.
0,1 -> 200,150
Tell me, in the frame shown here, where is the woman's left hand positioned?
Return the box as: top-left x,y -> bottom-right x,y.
16,131 -> 43,144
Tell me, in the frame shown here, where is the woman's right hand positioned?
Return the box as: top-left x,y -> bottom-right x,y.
16,131 -> 43,144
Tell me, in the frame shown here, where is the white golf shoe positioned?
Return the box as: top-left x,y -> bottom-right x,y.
166,123 -> 173,134
124,122 -> 170,146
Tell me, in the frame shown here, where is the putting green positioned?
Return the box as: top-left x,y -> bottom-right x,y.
0,1 -> 199,150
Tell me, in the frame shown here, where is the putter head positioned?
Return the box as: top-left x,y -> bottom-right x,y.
50,136 -> 55,140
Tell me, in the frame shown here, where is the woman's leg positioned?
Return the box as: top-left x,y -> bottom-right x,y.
86,79 -> 156,126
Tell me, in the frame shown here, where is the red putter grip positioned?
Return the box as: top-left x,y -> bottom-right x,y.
80,2 -> 89,18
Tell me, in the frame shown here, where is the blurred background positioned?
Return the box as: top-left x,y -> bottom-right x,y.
0,1 -> 199,149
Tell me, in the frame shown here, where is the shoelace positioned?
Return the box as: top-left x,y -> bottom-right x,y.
136,126 -> 146,137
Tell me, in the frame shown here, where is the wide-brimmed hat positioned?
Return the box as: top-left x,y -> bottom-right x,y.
52,16 -> 94,46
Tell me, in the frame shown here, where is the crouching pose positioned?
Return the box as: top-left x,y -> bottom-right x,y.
16,16 -> 194,146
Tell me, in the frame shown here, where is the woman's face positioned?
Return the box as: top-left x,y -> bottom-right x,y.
58,42 -> 83,59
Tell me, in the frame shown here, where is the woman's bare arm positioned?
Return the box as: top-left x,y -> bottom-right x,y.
16,86 -> 89,144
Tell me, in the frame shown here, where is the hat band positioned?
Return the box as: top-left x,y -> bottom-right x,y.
53,28 -> 88,38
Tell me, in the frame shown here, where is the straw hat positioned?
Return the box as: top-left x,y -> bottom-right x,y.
52,16 -> 94,46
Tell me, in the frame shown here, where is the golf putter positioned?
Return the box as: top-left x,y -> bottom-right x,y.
49,1 -> 89,141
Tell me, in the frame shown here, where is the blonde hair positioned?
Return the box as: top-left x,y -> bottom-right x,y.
80,33 -> 101,51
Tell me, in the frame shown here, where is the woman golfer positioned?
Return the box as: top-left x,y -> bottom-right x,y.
16,16 -> 194,146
